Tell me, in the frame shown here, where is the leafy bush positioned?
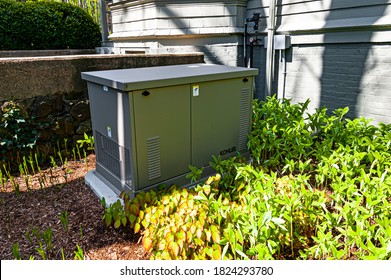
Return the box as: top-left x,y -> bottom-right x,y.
0,102 -> 41,162
0,0 -> 101,50
103,96 -> 391,260
103,176 -> 225,260
248,97 -> 313,167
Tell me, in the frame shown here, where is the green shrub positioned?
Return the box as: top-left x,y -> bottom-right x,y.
103,176 -> 225,260
102,164 -> 329,260
103,97 -> 391,260
0,101 -> 41,162
0,0 -> 101,50
248,97 -> 313,168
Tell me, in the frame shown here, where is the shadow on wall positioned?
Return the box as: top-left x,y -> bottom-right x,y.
159,4 -> 225,65
319,1 -> 387,119
244,1 -> 266,100
116,2 -> 228,65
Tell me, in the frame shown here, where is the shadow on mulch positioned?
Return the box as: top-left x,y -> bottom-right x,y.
0,156 -> 150,260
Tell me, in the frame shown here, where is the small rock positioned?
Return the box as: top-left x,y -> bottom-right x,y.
55,116 -> 75,136
31,95 -> 62,118
70,100 -> 90,121
76,120 -> 92,135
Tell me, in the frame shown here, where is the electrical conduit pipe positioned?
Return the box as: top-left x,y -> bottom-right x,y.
265,0 -> 277,98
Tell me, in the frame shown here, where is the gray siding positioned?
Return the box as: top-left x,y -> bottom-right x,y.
109,0 -> 246,40
107,0 -> 247,66
248,0 -> 391,38
104,0 -> 391,124
247,0 -> 391,124
281,43 -> 391,124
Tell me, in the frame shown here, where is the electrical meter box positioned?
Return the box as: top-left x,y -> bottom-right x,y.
81,63 -> 258,201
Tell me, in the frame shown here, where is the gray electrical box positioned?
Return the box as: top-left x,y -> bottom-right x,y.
264,35 -> 291,50
81,63 -> 258,200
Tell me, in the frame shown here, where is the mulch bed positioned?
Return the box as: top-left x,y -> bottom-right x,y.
0,154 -> 150,260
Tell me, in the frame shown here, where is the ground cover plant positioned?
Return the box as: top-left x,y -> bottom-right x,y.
104,96 -> 391,260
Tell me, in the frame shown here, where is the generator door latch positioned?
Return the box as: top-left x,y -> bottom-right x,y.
192,85 -> 200,96
107,126 -> 112,138
142,90 -> 150,96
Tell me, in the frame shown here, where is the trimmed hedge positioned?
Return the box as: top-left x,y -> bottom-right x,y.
0,0 -> 101,50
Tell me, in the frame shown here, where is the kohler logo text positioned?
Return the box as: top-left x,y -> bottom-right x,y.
219,146 -> 236,156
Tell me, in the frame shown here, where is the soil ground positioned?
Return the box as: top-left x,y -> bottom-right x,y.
0,154 -> 150,260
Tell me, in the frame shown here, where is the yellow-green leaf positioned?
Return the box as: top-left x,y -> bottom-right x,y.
186,231 -> 193,243
143,237 -> 153,252
165,233 -> 175,244
204,247 -> 213,258
170,242 -> 180,258
203,184 -> 211,195
190,224 -> 196,234
187,199 -> 194,209
196,228 -> 203,239
161,251 -> 171,260
128,213 -> 136,225
141,219 -> 149,228
158,240 -> 166,251
104,213 -> 112,226
121,216 -> 127,227
212,249 -> 221,260
194,237 -> 204,247
139,210 -> 145,220
205,229 -> 212,242
181,188 -> 189,199
114,219 -> 121,229
150,214 -> 158,225
211,230 -> 221,243
162,195 -> 170,205
134,223 -> 141,233
176,229 -> 186,240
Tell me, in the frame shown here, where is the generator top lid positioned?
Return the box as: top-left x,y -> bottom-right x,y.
81,63 -> 259,91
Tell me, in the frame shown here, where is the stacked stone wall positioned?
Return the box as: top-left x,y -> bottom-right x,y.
0,52 -> 204,161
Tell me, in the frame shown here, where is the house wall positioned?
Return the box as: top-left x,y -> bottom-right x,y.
106,0 -> 391,124
248,0 -> 391,124
106,0 -> 247,66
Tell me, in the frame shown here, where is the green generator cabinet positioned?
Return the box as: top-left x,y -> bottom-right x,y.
81,63 -> 258,200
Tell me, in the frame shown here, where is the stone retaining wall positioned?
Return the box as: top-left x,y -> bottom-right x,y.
0,53 -> 204,156
0,49 -> 96,58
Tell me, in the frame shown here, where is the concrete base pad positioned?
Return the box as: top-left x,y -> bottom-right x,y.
85,170 -> 120,206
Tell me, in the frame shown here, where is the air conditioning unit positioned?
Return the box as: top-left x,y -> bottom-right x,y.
81,63 -> 258,203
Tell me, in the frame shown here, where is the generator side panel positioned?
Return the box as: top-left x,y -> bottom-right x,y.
132,84 -> 191,189
191,77 -> 253,167
87,82 -> 135,194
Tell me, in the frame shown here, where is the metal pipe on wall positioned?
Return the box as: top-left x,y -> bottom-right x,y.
243,13 -> 260,68
244,21 -> 248,67
278,49 -> 287,99
249,37 -> 255,68
100,0 -> 109,44
265,0 -> 277,98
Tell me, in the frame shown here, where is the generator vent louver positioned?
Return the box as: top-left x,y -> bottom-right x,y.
146,136 -> 162,180
95,131 -> 132,182
238,87 -> 252,151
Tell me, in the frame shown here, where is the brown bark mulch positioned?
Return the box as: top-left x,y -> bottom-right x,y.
0,154 -> 150,260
